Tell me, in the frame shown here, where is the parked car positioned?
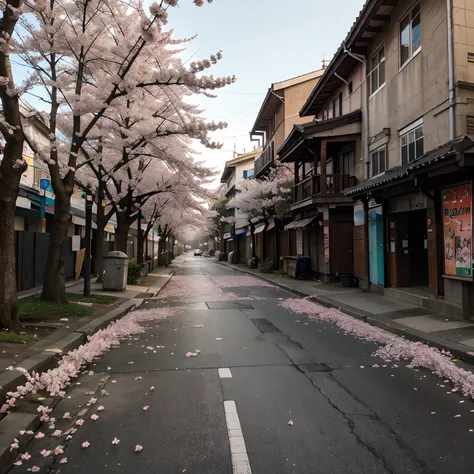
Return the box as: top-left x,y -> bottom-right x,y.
194,249 -> 202,256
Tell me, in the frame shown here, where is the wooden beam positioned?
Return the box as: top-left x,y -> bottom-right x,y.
321,140 -> 327,195
366,26 -> 383,33
382,0 -> 398,5
373,14 -> 391,22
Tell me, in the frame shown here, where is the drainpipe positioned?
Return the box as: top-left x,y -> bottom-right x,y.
447,0 -> 455,140
343,44 -> 369,180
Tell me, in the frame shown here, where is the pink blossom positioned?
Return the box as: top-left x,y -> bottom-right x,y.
91,414 -> 99,421
150,386 -> 155,391
288,420 -> 294,426
279,298 -> 474,399
21,452 -> 31,460
35,432 -> 44,439
54,446 -> 64,455
63,412 -> 71,419
76,419 -> 84,426
40,449 -> 51,457
143,405 -> 150,411
135,444 -> 143,452
13,461 -> 23,466
112,438 -> 120,445
51,430 -> 62,437
97,405 -> 105,411
59,458 -> 68,464
82,441 -> 90,448
31,466 -> 40,472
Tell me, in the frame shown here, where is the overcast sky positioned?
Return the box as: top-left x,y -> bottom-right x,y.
149,0 -> 366,182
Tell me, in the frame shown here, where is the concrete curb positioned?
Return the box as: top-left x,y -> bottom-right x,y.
0,258 -> 188,470
218,262 -> 474,366
0,299 -> 139,470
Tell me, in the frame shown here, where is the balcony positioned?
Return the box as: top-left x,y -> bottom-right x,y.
254,142 -> 274,178
293,174 -> 356,207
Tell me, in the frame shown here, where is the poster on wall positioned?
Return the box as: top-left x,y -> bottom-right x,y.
442,183 -> 472,277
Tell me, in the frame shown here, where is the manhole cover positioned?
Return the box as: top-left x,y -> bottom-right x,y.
297,363 -> 330,373
251,318 -> 281,333
136,292 -> 155,298
206,302 -> 254,310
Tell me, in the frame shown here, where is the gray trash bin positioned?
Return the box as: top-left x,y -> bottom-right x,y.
103,251 -> 128,291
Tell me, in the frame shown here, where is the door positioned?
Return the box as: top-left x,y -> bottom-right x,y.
369,206 -> 384,286
389,213 -> 411,287
330,220 -> 354,274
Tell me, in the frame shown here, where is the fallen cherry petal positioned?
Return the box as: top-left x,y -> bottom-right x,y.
82,441 -> 90,449
31,466 -> 40,472
97,405 -> 105,411
143,405 -> 150,411
135,444 -> 143,452
150,386 -> 155,391
288,420 -> 294,426
59,458 -> 68,464
91,414 -> 99,421
21,453 -> 31,460
454,414 -> 462,418
112,438 -> 120,445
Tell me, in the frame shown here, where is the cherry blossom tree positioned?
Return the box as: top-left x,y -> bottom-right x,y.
228,167 -> 292,259
12,0 -> 234,303
0,0 -> 28,329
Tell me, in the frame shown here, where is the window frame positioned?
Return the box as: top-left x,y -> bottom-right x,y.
371,146 -> 387,177
242,168 -> 254,179
399,2 -> 421,69
399,118 -> 424,165
369,46 -> 386,97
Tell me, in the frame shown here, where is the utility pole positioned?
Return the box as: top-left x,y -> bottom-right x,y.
83,192 -> 93,297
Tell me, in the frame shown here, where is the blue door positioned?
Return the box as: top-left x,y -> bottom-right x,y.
369,206 -> 384,286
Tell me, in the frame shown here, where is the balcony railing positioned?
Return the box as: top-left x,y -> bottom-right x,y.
254,143 -> 274,177
293,174 -> 356,203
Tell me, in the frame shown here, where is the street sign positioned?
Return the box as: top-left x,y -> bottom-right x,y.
40,178 -> 50,190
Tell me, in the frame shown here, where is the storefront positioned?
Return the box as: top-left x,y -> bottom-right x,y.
346,136 -> 474,320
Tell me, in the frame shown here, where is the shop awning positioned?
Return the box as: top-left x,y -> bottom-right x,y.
284,216 -> 315,230
72,215 -> 97,229
254,224 -> 266,234
266,220 -> 275,231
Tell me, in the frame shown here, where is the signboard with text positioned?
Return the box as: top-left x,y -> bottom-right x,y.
442,183 -> 472,277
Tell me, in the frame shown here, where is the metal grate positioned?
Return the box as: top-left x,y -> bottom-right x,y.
467,116 -> 474,135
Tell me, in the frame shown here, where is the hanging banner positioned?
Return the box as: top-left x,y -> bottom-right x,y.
442,183 -> 472,277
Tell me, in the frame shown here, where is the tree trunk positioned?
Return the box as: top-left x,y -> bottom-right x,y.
137,211 -> 144,265
0,141 -> 25,330
93,187 -> 108,282
114,213 -> 131,254
42,189 -> 71,303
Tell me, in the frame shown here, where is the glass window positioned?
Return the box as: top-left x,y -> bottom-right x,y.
400,123 -> 423,164
371,147 -> 387,177
400,3 -> 421,67
370,47 -> 386,94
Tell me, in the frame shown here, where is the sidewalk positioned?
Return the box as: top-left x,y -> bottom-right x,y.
220,261 -> 474,364
0,257 -> 185,401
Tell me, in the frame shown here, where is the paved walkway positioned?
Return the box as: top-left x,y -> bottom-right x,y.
219,260 -> 474,360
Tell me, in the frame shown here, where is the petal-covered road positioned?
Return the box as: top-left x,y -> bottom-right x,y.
8,256 -> 474,473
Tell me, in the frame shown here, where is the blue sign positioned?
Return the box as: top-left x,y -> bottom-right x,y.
40,179 -> 50,190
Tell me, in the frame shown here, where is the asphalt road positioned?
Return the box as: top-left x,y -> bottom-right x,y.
11,256 -> 474,473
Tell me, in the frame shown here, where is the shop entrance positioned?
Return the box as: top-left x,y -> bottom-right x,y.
389,209 -> 428,288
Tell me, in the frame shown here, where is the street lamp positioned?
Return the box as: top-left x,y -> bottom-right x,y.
83,192 -> 93,297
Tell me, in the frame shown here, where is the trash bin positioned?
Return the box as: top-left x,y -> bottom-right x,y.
103,251 -> 128,291
295,256 -> 311,279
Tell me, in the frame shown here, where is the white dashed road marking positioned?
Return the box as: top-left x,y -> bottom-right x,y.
224,400 -> 252,474
219,368 -> 233,379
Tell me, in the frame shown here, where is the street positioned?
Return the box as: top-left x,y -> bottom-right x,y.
10,255 -> 474,474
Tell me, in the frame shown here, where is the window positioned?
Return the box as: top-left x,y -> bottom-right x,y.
400,122 -> 423,164
400,3 -> 421,67
243,168 -> 254,179
348,81 -> 353,95
370,47 -> 385,94
333,93 -> 343,118
371,147 -> 387,176
323,106 -> 329,121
